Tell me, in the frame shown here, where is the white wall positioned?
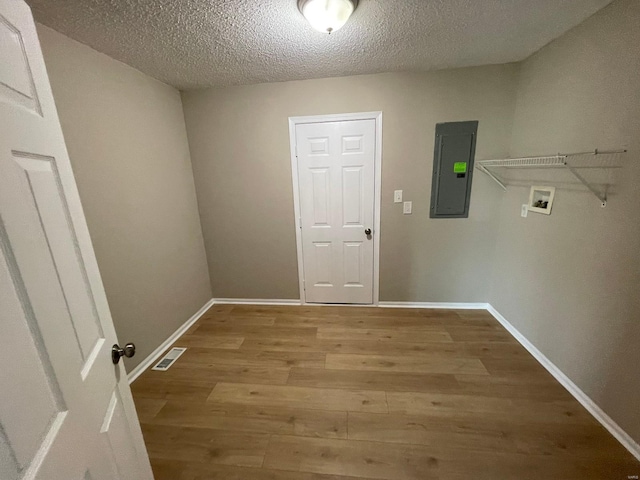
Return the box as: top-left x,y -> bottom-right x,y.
37,25 -> 212,371
489,0 -> 640,445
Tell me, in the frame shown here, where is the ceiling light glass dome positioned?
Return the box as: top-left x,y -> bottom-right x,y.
298,0 -> 358,34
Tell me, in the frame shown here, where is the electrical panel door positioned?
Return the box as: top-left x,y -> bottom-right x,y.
430,121 -> 478,218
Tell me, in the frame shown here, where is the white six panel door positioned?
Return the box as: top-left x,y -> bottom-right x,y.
296,119 -> 376,304
0,1 -> 153,479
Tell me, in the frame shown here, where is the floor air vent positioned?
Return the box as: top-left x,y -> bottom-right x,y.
152,347 -> 186,371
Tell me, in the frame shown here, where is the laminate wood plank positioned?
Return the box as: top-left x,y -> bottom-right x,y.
232,305 -> 433,318
435,450 -> 639,480
444,325 -> 514,342
239,337 -> 340,354
439,316 -> 498,327
317,326 -> 452,343
173,462 -> 381,480
241,338 -> 459,356
178,347 -> 325,369
480,356 -> 553,376
201,304 -> 235,315
263,435 -> 439,480
387,391 -> 515,416
371,307 -> 460,318
334,306 -> 421,317
454,373 -> 572,401
153,363 -> 291,386
454,310 -> 496,320
232,305 -> 466,319
459,341 -> 530,358
230,305 -> 342,317
454,310 -> 500,326
347,411 -> 516,453
504,422 -> 631,458
506,398 -> 596,424
131,378 -> 216,402
149,458 -> 187,480
264,435 -> 637,480
141,424 -> 269,468
287,367 -> 462,393
195,324 -> 318,339
387,391 -> 595,424
238,337 -> 325,353
326,353 -> 489,375
183,321 -> 203,336
174,335 -> 245,350
208,383 -> 388,413
273,314 -> 445,329
242,337 -> 527,359
133,397 -> 167,423
197,316 -> 276,326
348,411 -> 629,458
151,401 -> 347,439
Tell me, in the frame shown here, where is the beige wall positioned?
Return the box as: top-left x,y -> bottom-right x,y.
182,66 -> 518,301
37,25 -> 212,371
489,0 -> 640,444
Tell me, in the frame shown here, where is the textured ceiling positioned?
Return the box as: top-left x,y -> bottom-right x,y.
28,0 -> 612,90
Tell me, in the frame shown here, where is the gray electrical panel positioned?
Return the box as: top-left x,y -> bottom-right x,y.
430,121 -> 478,218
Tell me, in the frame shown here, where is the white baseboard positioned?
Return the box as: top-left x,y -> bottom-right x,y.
379,301 -> 489,310
212,299 -> 492,310
213,298 -> 302,306
127,298 -> 214,384
214,300 -> 488,309
486,304 -> 640,462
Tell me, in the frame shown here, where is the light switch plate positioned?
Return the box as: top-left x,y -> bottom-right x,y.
394,190 -> 403,203
403,201 -> 412,215
521,204 -> 529,217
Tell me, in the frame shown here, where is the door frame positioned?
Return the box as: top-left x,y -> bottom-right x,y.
288,111 -> 383,305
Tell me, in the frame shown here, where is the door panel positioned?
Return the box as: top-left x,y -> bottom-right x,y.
312,242 -> 333,286
311,168 -> 330,225
0,1 -> 152,479
296,119 -> 376,304
101,389 -> 143,479
343,242 -> 364,286
12,152 -> 104,362
342,135 -> 364,154
342,166 -> 363,225
0,13 -> 41,113
309,136 -> 330,155
0,247 -> 64,478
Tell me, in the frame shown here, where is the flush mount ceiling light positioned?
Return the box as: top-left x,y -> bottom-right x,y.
298,0 -> 358,34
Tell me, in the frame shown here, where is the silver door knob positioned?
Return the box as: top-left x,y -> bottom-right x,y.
112,343 -> 136,364
364,228 -> 372,235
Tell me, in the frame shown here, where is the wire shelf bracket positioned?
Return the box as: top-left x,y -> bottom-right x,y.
475,149 -> 627,207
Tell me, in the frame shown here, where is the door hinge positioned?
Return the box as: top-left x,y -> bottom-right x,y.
295,144 -> 298,157
303,279 -> 306,291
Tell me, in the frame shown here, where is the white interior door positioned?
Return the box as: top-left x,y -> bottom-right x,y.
0,2 -> 153,479
295,118 -> 377,304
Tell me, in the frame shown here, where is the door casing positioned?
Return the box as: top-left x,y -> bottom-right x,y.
288,111 -> 383,305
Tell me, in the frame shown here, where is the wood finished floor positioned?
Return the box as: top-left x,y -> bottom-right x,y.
131,305 -> 638,479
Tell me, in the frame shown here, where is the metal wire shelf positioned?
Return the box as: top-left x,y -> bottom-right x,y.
476,149 -> 626,207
